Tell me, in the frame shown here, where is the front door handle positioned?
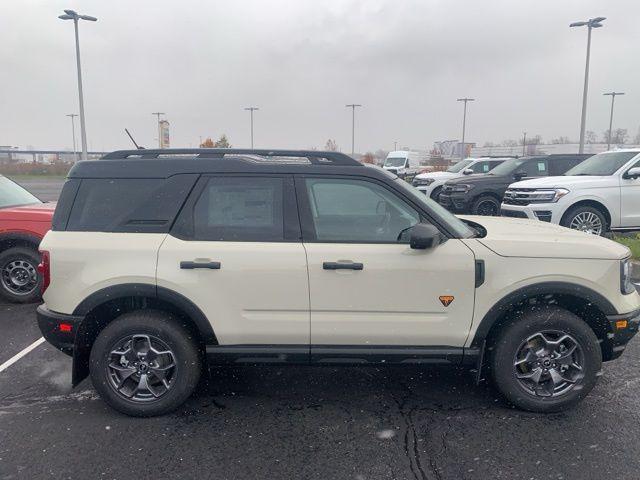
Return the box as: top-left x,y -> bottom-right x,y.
323,261 -> 364,271
180,261 -> 221,270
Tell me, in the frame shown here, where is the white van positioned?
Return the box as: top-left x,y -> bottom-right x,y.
383,150 -> 429,179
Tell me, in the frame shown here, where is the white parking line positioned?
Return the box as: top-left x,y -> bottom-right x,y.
0,337 -> 45,373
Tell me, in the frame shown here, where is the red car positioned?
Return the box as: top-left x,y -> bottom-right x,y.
0,175 -> 54,303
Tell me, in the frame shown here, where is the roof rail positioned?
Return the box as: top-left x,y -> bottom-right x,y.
101,149 -> 361,166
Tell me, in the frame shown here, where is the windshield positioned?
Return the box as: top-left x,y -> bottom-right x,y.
446,159 -> 474,173
0,177 -> 42,208
384,157 -> 407,168
392,177 -> 476,238
488,157 -> 531,176
564,151 -> 640,176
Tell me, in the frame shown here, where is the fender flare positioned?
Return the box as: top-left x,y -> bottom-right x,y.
72,283 -> 217,344
0,231 -> 42,248
469,281 -> 616,348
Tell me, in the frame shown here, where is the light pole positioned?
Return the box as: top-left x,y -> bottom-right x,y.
244,107 -> 259,148
394,141 -> 398,151
522,132 -> 527,156
152,112 -> 165,148
66,114 -> 78,161
570,16 -> 606,154
457,98 -> 474,160
58,10 -> 96,161
345,104 -> 362,156
603,92 -> 625,150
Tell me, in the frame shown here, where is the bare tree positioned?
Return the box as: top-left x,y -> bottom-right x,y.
604,129 -> 629,144
324,139 -> 339,151
551,136 -> 571,144
585,131 -> 597,144
214,134 -> 231,148
634,127 -> 640,145
502,139 -> 518,147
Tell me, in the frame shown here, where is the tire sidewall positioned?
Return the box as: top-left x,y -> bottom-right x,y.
0,247 -> 42,303
472,195 -> 500,216
90,310 -> 201,417
490,306 -> 602,412
430,185 -> 443,201
561,206 -> 607,236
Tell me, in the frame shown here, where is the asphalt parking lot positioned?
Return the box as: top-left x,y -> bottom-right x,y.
2,179 -> 640,479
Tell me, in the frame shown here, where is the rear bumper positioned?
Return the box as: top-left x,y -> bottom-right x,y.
605,308 -> 640,360
36,304 -> 84,356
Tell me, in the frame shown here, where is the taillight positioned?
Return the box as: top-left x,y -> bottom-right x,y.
37,250 -> 50,294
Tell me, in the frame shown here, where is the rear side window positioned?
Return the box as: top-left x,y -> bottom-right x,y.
65,175 -> 197,232
192,177 -> 285,241
549,157 -> 586,175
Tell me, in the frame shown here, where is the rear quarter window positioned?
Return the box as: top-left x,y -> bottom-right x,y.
64,175 -> 197,232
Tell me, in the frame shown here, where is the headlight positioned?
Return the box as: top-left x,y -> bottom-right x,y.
621,258 -> 635,295
528,188 -> 570,203
452,184 -> 474,193
413,177 -> 435,186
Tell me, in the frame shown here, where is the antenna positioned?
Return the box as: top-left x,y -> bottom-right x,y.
124,128 -> 145,149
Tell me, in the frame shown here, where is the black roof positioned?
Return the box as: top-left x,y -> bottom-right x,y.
68,149 -> 376,179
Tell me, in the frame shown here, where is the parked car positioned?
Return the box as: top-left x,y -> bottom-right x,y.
501,149 -> 640,236
38,149 -> 639,416
0,175 -> 53,303
413,157 -> 507,199
438,154 -> 591,216
383,150 -> 429,181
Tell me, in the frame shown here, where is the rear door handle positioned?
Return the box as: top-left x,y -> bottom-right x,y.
323,261 -> 364,271
180,261 -> 221,270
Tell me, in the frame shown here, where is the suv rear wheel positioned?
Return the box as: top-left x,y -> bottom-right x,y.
561,205 -> 606,236
0,246 -> 41,303
490,305 -> 601,412
89,310 -> 202,417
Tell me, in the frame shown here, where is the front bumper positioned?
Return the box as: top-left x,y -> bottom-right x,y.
500,203 -> 561,223
438,192 -> 472,213
605,308 -> 640,360
36,305 -> 84,356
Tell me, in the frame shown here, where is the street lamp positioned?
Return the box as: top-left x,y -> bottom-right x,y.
244,107 -> 259,148
152,112 -> 165,148
457,98 -> 474,160
66,114 -> 78,161
522,132 -> 527,157
58,10 -> 97,161
570,16 -> 606,154
603,92 -> 625,150
345,104 -> 362,156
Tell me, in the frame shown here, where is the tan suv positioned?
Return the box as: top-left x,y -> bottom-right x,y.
37,149 -> 640,416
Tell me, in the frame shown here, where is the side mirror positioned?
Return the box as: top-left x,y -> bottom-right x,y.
409,223 -> 441,250
514,170 -> 527,181
462,168 -> 474,175
625,167 -> 640,179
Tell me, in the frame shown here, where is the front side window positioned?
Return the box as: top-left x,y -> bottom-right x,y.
303,178 -> 420,242
471,161 -> 492,173
192,177 -> 284,241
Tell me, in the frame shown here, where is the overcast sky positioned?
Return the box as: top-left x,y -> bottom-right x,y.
1,0 -> 639,153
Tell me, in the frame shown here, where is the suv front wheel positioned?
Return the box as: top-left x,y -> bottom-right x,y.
490,305 -> 601,413
89,310 -> 202,417
561,205 -> 607,236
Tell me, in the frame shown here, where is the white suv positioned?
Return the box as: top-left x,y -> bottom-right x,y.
412,157 -> 507,199
37,149 -> 640,416
501,149 -> 640,235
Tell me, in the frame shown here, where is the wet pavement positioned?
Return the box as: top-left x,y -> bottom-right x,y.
1,303 -> 640,480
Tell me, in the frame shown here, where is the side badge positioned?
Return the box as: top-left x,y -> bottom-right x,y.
439,295 -> 454,307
